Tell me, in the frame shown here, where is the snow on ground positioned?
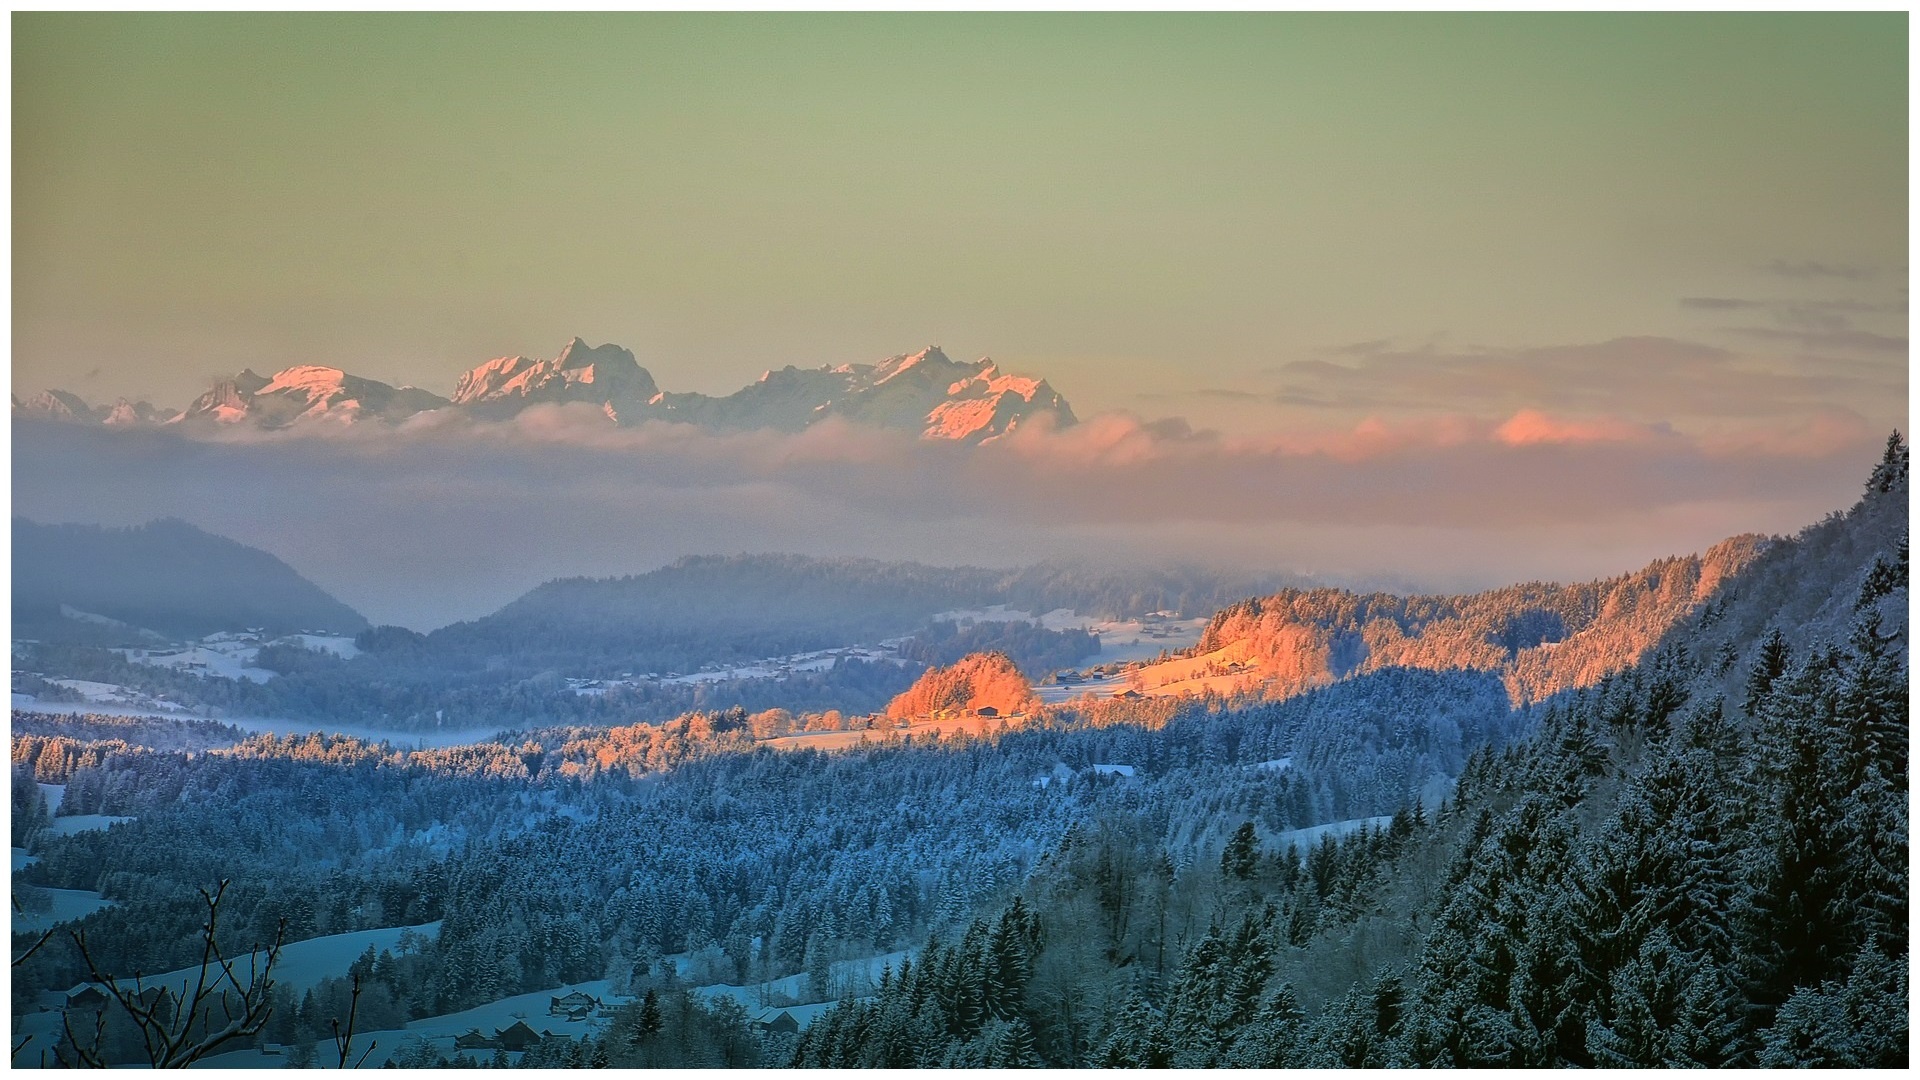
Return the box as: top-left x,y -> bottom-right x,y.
561,605 -> 1205,702
108,632 -> 357,685
1034,672 -> 1134,704
13,693 -> 193,720
43,679 -> 192,712
194,978 -> 623,1070
115,638 -> 274,684
37,783 -> 66,813
1251,758 -> 1293,772
214,715 -> 503,750
10,699 -> 505,751
12,1010 -> 63,1067
13,887 -> 115,935
765,711 -> 1021,753
567,642 -> 913,697
44,814 -> 134,837
12,847 -> 37,872
765,729 -> 879,752
284,635 -> 360,659
693,950 -> 911,1015
264,923 -> 442,995
1273,816 -> 1396,856
402,977 -> 619,1040
80,922 -> 443,1005
936,606 -> 1209,667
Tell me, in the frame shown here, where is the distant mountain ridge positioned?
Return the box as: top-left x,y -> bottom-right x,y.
12,518 -> 369,643
16,339 -> 1076,443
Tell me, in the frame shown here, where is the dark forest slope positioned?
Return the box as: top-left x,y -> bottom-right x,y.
788,437 -> 1909,1068
12,518 -> 368,643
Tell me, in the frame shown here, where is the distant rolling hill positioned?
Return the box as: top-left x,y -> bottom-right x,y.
401,555 -> 1299,681
12,517 -> 369,643
1108,535 -> 1768,705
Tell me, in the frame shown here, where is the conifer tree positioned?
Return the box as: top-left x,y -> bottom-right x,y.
1221,821 -> 1260,881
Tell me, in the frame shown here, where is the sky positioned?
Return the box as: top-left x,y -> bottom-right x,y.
10,13 -> 1911,627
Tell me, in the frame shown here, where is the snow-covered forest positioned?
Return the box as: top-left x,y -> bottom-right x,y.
9,440 -> 1907,1068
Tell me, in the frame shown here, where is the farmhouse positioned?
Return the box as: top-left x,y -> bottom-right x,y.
496,1021 -> 544,1052
548,990 -> 599,1019
453,1029 -> 499,1051
748,1007 -> 800,1035
64,985 -> 110,1011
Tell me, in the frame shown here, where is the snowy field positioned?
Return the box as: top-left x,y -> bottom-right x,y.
12,886 -> 116,935
567,640 -> 914,697
691,949 -> 911,1014
111,632 -> 362,686
560,605 -> 1205,701
1034,672 -> 1132,704
68,922 -> 443,1008
1272,815 -> 1396,855
13,788 -> 128,935
196,977 -> 625,1069
113,643 -> 275,684
43,814 -> 135,837
935,606 -> 1209,666
39,680 -> 192,713
10,696 -> 505,750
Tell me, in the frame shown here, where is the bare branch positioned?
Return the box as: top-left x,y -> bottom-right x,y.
333,971 -> 365,1068
55,883 -> 286,1068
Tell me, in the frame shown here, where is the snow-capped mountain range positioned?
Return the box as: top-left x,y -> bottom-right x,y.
15,339 -> 1077,443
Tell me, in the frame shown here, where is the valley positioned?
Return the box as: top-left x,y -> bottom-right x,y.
8,445 -> 1909,1069
13,11 -> 1903,1071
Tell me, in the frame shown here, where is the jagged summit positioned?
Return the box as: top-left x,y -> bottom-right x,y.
164,364 -> 449,429
24,338 -> 1077,442
13,389 -> 100,423
871,345 -> 966,385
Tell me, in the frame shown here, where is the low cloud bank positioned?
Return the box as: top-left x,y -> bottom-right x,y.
13,406 -> 1884,628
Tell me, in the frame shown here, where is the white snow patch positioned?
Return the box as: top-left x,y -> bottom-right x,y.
285,634 -> 361,659
1273,816 -> 1395,856
114,639 -> 276,683
12,887 -> 115,935
77,922 -> 442,1005
44,814 -> 134,837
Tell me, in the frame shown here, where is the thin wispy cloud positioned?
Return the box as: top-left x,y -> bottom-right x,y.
1764,259 -> 1880,281
1680,292 -> 1906,350
1268,335 -> 1902,422
1723,326 -> 1909,354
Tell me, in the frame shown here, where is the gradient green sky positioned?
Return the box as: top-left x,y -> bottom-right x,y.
13,12 -> 1908,433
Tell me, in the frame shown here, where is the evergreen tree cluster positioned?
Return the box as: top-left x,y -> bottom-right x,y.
11,438 -> 1905,1069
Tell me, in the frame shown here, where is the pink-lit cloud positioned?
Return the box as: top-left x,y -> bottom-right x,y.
13,395 -> 1889,629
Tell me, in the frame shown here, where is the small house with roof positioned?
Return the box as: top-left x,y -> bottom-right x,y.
548,990 -> 599,1019
453,1029 -> 499,1051
748,1007 -> 800,1036
496,1021 -> 544,1052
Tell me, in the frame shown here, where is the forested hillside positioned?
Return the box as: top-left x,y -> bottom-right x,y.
12,518 -> 368,643
786,436 -> 1909,1068
1172,535 -> 1763,705
411,556 -> 1288,680
9,441 -> 1905,1069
